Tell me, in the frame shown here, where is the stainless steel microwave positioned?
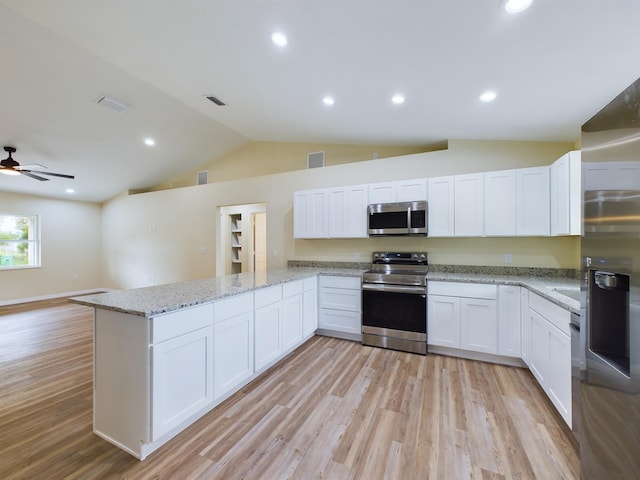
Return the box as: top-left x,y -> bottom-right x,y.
367,201 -> 428,236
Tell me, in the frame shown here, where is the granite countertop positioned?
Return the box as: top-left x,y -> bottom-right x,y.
70,267 -> 365,317
427,272 -> 581,314
71,265 -> 581,318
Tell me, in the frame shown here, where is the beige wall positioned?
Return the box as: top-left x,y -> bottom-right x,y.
102,139 -> 578,290
0,191 -> 103,303
149,141 -> 439,191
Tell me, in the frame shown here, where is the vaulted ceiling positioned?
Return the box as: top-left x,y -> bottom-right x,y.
1,1 -> 639,202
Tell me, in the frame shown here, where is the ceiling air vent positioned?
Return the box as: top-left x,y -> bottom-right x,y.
205,95 -> 226,106
94,94 -> 130,112
307,151 -> 325,169
197,171 -> 208,185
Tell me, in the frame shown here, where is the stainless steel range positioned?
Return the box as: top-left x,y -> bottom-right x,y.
361,251 -> 428,355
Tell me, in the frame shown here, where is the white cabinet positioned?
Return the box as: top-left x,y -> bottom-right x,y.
520,287 -> 531,366
485,170 -> 516,236
550,151 -> 581,236
293,189 -> 328,238
397,178 -> 428,202
460,297 -> 497,353
368,178 -> 427,204
427,176 -> 455,237
254,285 -> 282,372
428,282 -> 497,354
150,304 -> 215,441
426,295 -> 460,347
515,166 -> 550,236
281,280 -> 303,352
318,275 -> 362,338
454,173 -> 484,237
497,285 -> 521,357
152,325 -> 214,440
213,293 -> 254,400
327,185 -> 368,238
302,276 -> 318,338
527,292 -> 572,427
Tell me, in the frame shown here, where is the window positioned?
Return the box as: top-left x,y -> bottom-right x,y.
0,214 -> 40,269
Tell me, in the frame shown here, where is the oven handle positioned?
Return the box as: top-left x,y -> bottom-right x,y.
362,283 -> 426,295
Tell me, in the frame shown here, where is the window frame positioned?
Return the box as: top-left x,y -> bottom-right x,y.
0,213 -> 41,270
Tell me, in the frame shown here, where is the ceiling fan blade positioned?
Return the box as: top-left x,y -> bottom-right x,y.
20,171 -> 49,181
21,169 -> 75,179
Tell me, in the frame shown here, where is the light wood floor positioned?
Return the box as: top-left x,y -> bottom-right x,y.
0,298 -> 579,479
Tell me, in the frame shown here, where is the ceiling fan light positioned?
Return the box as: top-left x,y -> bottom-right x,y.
0,168 -> 20,176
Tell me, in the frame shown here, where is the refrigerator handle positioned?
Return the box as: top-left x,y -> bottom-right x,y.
594,271 -> 624,290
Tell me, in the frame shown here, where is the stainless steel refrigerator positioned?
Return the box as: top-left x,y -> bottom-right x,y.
581,77 -> 640,479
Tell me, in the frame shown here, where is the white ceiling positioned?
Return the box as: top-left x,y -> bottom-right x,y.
1,0 -> 640,203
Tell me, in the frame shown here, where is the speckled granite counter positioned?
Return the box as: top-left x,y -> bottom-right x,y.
71,267 -> 365,317
427,272 -> 581,314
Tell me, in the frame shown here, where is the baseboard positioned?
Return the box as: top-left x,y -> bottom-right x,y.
0,288 -> 114,307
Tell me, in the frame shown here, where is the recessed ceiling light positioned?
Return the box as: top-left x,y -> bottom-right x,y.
144,138 -> 155,146
271,32 -> 288,47
65,188 -> 75,194
391,94 -> 405,105
479,90 -> 497,102
505,0 -> 532,13
322,96 -> 335,106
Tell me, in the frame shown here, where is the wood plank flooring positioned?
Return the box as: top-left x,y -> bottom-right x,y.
0,298 -> 579,479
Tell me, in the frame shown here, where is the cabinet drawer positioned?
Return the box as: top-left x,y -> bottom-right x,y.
283,280 -> 303,298
151,303 -> 214,344
319,287 -> 361,312
319,275 -> 361,290
214,293 -> 253,323
428,281 -> 497,300
529,292 -> 570,335
254,285 -> 282,309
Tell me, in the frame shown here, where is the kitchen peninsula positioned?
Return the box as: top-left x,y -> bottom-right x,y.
73,266 -> 579,460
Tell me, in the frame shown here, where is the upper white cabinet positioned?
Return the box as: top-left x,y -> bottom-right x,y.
327,185 -> 368,238
293,189 -> 328,238
368,179 -> 427,204
515,166 -> 550,236
485,170 -> 516,236
427,176 -> 455,237
550,151 -> 581,236
454,173 -> 485,237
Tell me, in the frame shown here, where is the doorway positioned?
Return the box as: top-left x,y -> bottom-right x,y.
218,203 -> 267,276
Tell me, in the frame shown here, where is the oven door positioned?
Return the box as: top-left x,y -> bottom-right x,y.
362,283 -> 427,342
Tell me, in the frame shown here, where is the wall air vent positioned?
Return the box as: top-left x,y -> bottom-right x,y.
206,95 -> 226,106
197,171 -> 208,185
307,151 -> 325,169
94,94 -> 130,112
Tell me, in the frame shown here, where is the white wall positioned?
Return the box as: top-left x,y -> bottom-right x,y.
101,140 -> 578,290
0,191 -> 102,303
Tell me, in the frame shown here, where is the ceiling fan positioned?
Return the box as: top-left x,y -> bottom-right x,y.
0,146 -> 75,181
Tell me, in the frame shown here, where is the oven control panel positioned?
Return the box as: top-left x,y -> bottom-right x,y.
372,251 -> 427,264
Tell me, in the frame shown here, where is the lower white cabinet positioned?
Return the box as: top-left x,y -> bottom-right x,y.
520,288 -> 531,366
152,325 -> 214,440
497,285 -> 522,357
281,280 -> 303,351
527,292 -> 572,427
303,277 -> 318,338
318,275 -> 362,337
254,285 -> 282,372
213,293 -> 254,401
428,282 -> 497,354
